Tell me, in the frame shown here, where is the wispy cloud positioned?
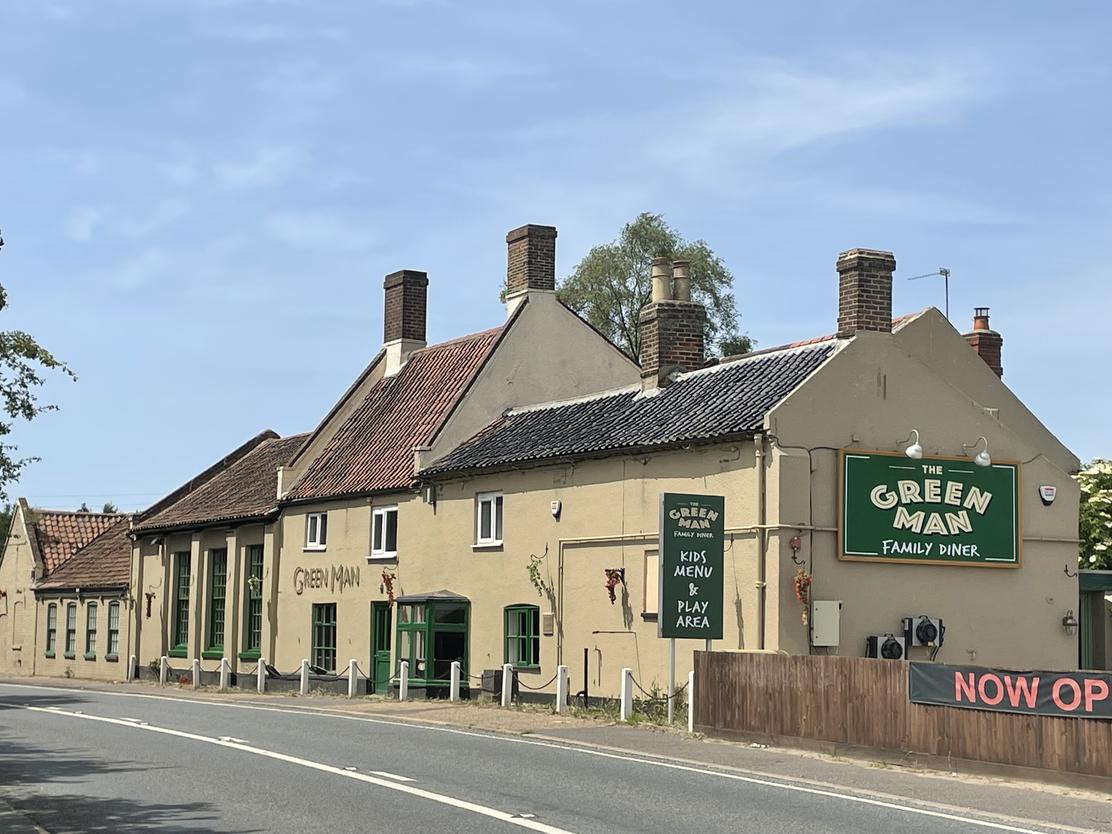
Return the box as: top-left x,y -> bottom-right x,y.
213,145 -> 303,189
261,208 -> 381,253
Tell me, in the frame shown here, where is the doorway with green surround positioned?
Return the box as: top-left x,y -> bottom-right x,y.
394,590 -> 470,699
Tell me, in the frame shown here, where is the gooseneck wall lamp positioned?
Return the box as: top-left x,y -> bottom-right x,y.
963,436 -> 992,467
904,429 -> 923,460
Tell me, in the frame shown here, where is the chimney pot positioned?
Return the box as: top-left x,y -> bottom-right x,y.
672,259 -> 691,302
505,224 -> 557,298
650,257 -> 672,302
963,307 -> 1003,378
836,248 -> 895,338
382,269 -> 428,376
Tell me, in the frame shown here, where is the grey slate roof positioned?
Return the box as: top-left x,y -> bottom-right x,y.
422,340 -> 839,477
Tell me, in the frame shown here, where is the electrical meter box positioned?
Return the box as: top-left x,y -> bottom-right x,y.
810,600 -> 843,647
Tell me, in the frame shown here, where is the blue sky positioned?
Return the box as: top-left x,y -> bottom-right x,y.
2,1 -> 1109,510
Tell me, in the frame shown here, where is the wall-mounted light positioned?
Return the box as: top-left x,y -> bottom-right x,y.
904,429 -> 923,460
963,436 -> 991,467
1061,609 -> 1079,636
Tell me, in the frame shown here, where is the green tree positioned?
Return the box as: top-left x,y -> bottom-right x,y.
102,502 -> 118,514
558,213 -> 753,362
0,230 -> 75,501
1078,459 -> 1112,569
0,502 -> 13,545
77,502 -> 91,513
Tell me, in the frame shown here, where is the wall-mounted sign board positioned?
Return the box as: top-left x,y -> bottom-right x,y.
839,450 -> 1020,568
658,492 -> 724,640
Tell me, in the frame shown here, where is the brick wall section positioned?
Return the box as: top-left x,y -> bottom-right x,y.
383,269 -> 428,343
836,248 -> 895,337
964,309 -> 1003,377
506,224 -> 557,295
640,300 -> 707,387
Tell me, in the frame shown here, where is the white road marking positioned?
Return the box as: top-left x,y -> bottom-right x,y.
218,736 -> 248,743
20,704 -> 572,834
369,770 -> 415,783
0,682 -> 1091,834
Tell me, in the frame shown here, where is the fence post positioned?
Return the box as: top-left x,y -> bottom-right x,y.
257,657 -> 266,694
219,658 -> 231,691
348,659 -> 359,698
687,669 -> 695,733
398,661 -> 409,701
299,659 -> 309,696
620,668 -> 633,722
450,661 -> 461,703
191,658 -> 201,689
555,664 -> 568,713
127,654 -> 137,683
159,655 -> 168,686
501,663 -> 514,707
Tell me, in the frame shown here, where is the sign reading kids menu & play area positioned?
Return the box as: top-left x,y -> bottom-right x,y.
839,450 -> 1020,567
658,492 -> 724,640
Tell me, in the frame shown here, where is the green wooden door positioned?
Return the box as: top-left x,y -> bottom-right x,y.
372,602 -> 392,695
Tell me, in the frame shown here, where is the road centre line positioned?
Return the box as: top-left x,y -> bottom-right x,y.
21,705 -> 569,834
0,683 -> 1089,834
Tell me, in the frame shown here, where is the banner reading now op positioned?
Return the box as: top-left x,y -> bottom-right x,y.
658,493 -> 724,640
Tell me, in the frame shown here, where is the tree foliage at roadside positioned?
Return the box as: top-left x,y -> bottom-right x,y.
0,230 -> 75,501
1078,459 -> 1112,569
558,213 -> 753,362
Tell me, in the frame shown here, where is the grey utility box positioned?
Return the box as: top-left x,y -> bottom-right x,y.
810,600 -> 843,647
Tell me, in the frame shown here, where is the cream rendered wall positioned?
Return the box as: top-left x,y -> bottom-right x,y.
0,506 -> 38,676
273,498 -> 384,673
767,332 -> 1080,670
134,539 -> 170,666
34,594 -> 133,681
425,292 -> 639,465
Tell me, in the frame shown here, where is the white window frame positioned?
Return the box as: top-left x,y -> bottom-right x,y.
475,491 -> 503,547
370,505 -> 399,560
305,512 -> 328,551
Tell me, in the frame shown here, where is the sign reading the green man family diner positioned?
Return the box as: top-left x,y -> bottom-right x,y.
658,493 -> 724,639
839,450 -> 1020,568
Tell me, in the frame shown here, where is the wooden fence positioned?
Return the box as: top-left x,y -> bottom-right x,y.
693,651 -> 1112,778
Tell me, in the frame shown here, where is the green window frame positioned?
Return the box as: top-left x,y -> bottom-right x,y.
311,603 -> 337,672
204,548 -> 227,657
504,604 -> 540,668
106,601 -> 120,659
171,552 -> 190,657
84,601 -> 98,659
241,544 -> 264,659
45,603 -> 57,657
64,603 -> 77,659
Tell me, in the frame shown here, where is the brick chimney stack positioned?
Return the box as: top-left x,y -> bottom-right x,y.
639,257 -> 706,392
383,269 -> 428,376
505,224 -> 557,315
836,248 -> 896,337
963,307 -> 1003,378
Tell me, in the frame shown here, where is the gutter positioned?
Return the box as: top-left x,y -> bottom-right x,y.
755,432 -> 767,650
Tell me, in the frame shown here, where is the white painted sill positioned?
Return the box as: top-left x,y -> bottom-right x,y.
472,542 -> 504,551
367,553 -> 398,562
303,545 -> 327,552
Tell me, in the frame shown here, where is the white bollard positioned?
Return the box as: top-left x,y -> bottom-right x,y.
159,656 -> 169,686
450,661 -> 461,703
127,654 -> 137,683
257,658 -> 267,694
620,667 -> 633,722
348,659 -> 359,698
687,669 -> 695,733
501,663 -> 514,708
555,664 -> 569,713
219,658 -> 231,691
299,659 -> 309,696
191,657 -> 201,689
398,661 -> 409,701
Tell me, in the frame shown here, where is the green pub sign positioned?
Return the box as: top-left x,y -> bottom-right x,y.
658,493 -> 725,639
839,450 -> 1020,568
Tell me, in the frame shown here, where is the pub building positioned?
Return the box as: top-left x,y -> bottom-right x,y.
0,226 -> 1084,696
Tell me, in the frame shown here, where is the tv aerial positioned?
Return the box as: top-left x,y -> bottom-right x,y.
908,267 -> 952,320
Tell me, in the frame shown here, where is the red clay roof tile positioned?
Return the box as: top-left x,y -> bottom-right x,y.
30,511 -> 123,575
37,517 -> 133,591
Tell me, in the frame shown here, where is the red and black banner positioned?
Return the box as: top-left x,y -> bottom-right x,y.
910,662 -> 1112,720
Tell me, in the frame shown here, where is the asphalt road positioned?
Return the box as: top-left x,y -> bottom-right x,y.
0,682 -> 1105,834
